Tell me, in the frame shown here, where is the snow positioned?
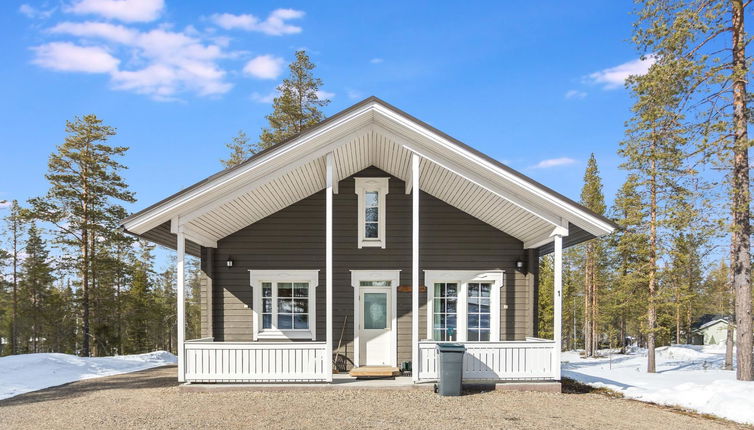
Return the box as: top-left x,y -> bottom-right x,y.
562,344 -> 754,425
0,351 -> 176,400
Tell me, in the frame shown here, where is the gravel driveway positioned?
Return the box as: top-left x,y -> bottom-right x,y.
0,365 -> 746,429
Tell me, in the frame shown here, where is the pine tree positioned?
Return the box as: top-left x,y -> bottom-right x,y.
18,223 -> 54,353
28,114 -> 135,357
220,130 -> 258,168
259,51 -> 331,148
580,154 -> 607,357
633,0 -> 753,381
3,201 -> 24,354
124,241 -> 154,354
609,175 -> 649,352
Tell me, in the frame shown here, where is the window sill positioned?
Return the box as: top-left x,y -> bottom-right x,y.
257,330 -> 313,340
359,239 -> 385,248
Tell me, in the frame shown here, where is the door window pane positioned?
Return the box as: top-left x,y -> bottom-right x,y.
364,293 -> 387,329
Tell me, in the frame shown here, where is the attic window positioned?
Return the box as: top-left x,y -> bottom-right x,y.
355,177 -> 389,248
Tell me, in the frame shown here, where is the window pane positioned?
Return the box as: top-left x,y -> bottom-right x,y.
278,314 -> 293,329
480,283 -> 491,297
294,314 -> 309,329
434,283 -> 444,297
434,313 -> 446,328
469,313 -> 479,329
433,329 -> 445,341
365,222 -> 378,238
360,280 -> 390,287
468,283 -> 479,297
278,299 -> 292,313
479,330 -> 490,341
446,298 -> 457,313
480,313 -> 490,328
278,283 -> 292,297
293,283 -> 308,297
364,293 -> 387,329
365,207 -> 378,222
434,298 -> 444,313
262,314 -> 272,329
293,298 -> 308,313
446,283 -> 458,297
262,283 -> 272,297
468,329 -> 479,341
480,298 -> 490,313
365,191 -> 378,207
447,314 -> 457,329
262,298 -> 272,313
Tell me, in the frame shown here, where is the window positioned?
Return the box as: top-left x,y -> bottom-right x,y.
251,270 -> 319,340
424,270 -> 503,342
261,282 -> 310,330
467,282 -> 491,341
433,283 -> 458,341
354,177 -> 389,248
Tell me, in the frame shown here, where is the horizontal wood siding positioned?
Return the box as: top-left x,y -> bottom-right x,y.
209,167 -> 536,366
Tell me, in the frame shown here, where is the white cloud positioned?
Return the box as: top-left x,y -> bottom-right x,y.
0,201 -> 11,209
32,42 -> 120,73
316,90 -> 335,100
531,157 -> 577,169
66,0 -> 164,23
19,4 -> 54,19
587,55 -> 656,89
211,9 -> 304,35
564,89 -> 587,100
50,21 -> 138,44
369,58 -> 383,64
38,23 -> 232,99
251,91 -> 276,103
346,89 -> 363,100
243,55 -> 284,79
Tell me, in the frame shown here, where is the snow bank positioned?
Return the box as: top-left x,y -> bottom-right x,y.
0,351 -> 176,400
562,344 -> 754,425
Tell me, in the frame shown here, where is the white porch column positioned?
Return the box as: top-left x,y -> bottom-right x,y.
552,234 -> 563,381
176,230 -> 186,383
411,153 -> 420,382
325,152 -> 334,382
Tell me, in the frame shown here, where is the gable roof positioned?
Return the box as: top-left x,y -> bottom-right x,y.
121,96 -> 617,254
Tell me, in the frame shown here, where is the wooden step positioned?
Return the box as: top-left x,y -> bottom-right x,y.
349,366 -> 401,378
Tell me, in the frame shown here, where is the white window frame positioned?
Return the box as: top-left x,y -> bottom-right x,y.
354,177 -> 389,248
250,270 -> 319,340
424,270 -> 504,342
350,270 -> 400,367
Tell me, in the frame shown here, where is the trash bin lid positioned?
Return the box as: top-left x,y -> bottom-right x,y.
436,343 -> 465,353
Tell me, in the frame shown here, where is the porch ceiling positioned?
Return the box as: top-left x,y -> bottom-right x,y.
183,127 -> 557,245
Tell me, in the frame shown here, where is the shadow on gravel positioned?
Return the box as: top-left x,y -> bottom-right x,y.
561,377 -> 623,397
0,365 -> 177,407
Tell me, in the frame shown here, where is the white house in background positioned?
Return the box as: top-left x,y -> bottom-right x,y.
692,319 -> 733,345
120,97 -> 616,386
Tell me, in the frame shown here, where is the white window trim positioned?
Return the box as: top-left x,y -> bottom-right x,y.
354,177 -> 389,248
250,270 -> 319,340
350,270 -> 400,367
424,270 -> 504,342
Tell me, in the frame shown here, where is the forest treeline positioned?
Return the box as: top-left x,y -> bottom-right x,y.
539,0 -> 754,381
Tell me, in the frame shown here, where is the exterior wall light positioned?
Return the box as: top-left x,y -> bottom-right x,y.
226,256 -> 234,268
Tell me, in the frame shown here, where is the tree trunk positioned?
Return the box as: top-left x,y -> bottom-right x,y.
584,255 -> 592,356
11,212 -> 18,355
725,243 -> 735,370
81,228 -> 90,357
731,0 -> 752,382
647,162 -> 657,373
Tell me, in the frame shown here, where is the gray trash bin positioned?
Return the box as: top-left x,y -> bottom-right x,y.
435,343 -> 465,396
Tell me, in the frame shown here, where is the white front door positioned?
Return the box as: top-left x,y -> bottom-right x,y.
359,287 -> 392,366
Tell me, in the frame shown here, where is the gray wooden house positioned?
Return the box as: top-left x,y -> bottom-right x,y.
121,97 -> 616,384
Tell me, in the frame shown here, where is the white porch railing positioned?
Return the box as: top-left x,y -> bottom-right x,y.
417,339 -> 556,382
184,340 -> 329,383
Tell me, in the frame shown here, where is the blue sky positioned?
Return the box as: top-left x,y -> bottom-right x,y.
1,1 -> 650,236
